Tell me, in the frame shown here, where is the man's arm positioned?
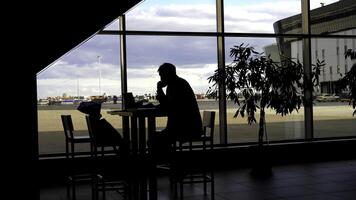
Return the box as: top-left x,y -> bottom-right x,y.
156,81 -> 168,109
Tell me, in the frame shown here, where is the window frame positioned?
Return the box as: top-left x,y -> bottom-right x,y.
38,0 -> 356,158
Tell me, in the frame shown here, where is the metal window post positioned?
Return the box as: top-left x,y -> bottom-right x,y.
119,15 -> 128,101
302,0 -> 313,140
216,0 -> 227,144
119,15 -> 130,143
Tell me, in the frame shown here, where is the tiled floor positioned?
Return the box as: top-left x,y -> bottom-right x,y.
40,159 -> 356,200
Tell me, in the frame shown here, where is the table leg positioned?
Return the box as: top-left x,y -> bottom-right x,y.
139,176 -> 148,200
147,116 -> 156,155
122,116 -> 130,155
131,117 -> 138,155
147,116 -> 157,200
138,116 -> 146,155
148,166 -> 157,200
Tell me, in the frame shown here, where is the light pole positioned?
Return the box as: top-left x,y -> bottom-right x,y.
97,55 -> 102,95
77,76 -> 80,98
329,66 -> 333,94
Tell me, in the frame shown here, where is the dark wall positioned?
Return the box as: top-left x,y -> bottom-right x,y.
7,1 -> 141,199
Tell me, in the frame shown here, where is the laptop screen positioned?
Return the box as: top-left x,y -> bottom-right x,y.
123,92 -> 137,109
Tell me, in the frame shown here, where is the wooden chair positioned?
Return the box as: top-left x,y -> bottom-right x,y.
171,111 -> 216,200
85,114 -> 130,200
61,115 -> 94,200
85,114 -> 121,157
92,164 -> 131,200
61,115 -> 92,158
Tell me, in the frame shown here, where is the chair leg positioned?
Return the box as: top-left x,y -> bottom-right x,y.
66,140 -> 69,159
102,178 -> 106,200
179,180 -> 183,200
122,182 -> 129,200
90,143 -> 94,157
211,172 -> 215,200
72,177 -> 77,200
170,174 -> 178,200
173,178 -> 178,199
94,146 -> 98,158
71,143 -> 75,159
203,172 -> 207,195
66,176 -> 71,199
91,174 -> 97,200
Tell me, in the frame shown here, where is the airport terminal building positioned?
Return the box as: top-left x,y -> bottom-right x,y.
273,0 -> 356,94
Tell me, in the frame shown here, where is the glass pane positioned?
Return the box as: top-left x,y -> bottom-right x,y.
224,0 -> 302,33
126,35 -> 220,143
37,35 -> 121,155
312,37 -> 356,138
310,0 -> 355,35
225,37 -> 305,144
126,0 -> 216,32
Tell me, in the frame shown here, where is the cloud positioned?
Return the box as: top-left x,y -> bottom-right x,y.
224,1 -> 301,32
126,1 -> 303,33
37,58 -> 123,98
126,4 -> 216,31
37,77 -> 121,98
126,0 -> 338,33
57,35 -> 120,66
177,64 -> 218,94
126,36 -> 217,67
38,61 -> 120,80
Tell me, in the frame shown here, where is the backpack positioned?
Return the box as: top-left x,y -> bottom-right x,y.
95,118 -> 123,147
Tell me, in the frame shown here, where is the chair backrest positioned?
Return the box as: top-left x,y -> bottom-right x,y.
85,114 -> 97,141
85,114 -> 109,147
61,115 -> 74,139
179,111 -> 215,151
202,111 -> 215,142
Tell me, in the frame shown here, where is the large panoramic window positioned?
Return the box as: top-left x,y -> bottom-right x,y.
37,35 -> 121,155
37,0 -> 356,156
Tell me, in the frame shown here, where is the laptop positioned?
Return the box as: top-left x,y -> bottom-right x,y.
123,92 -> 137,109
123,92 -> 155,110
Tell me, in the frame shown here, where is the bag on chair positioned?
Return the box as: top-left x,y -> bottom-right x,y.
77,101 -> 102,116
97,118 -> 123,146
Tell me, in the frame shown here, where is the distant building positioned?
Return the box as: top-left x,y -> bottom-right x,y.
90,95 -> 107,103
273,0 -> 356,94
195,94 -> 206,100
263,43 -> 281,63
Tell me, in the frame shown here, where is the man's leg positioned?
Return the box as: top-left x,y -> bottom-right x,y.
148,129 -> 174,163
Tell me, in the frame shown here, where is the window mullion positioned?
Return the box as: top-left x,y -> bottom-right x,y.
217,0 -> 227,145
302,0 -> 313,140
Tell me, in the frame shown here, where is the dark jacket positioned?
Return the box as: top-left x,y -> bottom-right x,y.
157,76 -> 202,142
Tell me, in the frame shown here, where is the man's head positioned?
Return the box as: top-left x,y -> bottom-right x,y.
158,63 -> 177,84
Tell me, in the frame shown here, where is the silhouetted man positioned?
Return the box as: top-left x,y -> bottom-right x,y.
151,63 -> 202,159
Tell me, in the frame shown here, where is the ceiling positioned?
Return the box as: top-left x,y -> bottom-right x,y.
21,0 -> 142,73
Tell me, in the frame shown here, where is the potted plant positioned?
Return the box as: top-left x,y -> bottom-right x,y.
337,49 -> 356,116
207,43 -> 323,176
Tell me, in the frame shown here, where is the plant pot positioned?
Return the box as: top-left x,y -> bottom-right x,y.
249,144 -> 273,178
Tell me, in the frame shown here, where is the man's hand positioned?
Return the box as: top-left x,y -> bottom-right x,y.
157,81 -> 167,90
156,81 -> 167,103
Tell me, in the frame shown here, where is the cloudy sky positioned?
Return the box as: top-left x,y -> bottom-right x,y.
36,0 -> 338,99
